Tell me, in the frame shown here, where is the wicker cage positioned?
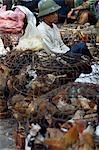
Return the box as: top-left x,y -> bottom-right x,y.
0,49 -> 98,149
0,49 -> 92,96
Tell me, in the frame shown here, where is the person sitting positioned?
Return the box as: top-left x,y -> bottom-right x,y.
67,0 -> 98,25
37,0 -> 93,59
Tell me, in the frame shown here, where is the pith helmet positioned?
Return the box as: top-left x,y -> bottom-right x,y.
38,0 -> 61,17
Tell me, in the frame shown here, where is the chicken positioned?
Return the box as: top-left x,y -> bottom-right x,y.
77,95 -> 91,110
7,74 -> 27,97
73,110 -> 85,120
44,120 -> 87,150
37,99 -> 56,117
44,124 -> 79,150
11,94 -> 35,129
78,134 -> 95,150
0,63 -> 10,77
31,79 -> 50,95
7,76 -> 16,96
31,73 -> 60,96
46,128 -> 64,139
52,89 -> 68,105
0,64 -> 10,93
75,124 -> 96,150
83,123 -> 94,135
11,94 -> 25,106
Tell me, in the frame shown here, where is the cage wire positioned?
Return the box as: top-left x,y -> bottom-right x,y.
0,23 -> 98,149
0,32 -> 23,49
0,49 -> 92,96
0,51 -> 97,107
60,23 -> 97,46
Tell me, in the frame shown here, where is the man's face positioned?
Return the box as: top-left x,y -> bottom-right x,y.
43,12 -> 58,24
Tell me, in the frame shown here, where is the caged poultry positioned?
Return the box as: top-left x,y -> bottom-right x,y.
0,49 -> 94,148
0,49 -> 92,97
43,119 -> 96,150
0,49 -> 92,121
60,23 -> 97,47
26,81 -> 99,150
0,63 -> 11,118
11,94 -> 38,130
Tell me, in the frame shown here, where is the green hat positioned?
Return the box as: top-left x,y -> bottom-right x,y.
38,0 -> 61,17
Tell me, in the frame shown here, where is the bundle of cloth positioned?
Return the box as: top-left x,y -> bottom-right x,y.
0,5 -> 25,33
0,5 -> 36,47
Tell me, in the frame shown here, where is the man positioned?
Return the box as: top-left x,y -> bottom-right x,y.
67,0 -> 98,25
37,0 -> 93,59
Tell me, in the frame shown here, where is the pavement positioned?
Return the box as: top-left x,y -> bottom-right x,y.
0,117 -> 16,150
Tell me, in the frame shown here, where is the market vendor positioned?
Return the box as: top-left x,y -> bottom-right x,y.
67,0 -> 98,25
37,0 -> 93,59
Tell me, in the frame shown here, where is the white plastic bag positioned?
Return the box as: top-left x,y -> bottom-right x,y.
16,21 -> 43,51
12,5 -> 36,25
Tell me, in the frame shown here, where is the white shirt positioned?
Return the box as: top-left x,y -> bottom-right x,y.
37,22 -> 70,54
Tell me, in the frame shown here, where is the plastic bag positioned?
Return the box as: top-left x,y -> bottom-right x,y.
16,21 -> 44,51
12,5 -> 36,25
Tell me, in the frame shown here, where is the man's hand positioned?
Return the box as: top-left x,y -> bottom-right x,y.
67,9 -> 78,19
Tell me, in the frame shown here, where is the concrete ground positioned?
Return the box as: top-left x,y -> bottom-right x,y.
0,117 -> 16,150
0,117 -> 99,150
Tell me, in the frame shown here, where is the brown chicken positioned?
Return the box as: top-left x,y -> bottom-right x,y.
52,89 -> 68,105
76,133 -> 96,150
44,120 -> 86,149
75,123 -> 96,150
44,124 -> 80,150
0,64 -> 10,93
11,94 -> 35,129
31,75 -> 53,96
45,120 -> 96,150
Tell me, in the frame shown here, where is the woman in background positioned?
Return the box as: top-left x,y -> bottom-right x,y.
67,0 -> 98,25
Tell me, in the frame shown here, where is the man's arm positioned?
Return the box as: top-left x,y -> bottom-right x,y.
73,0 -> 95,11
